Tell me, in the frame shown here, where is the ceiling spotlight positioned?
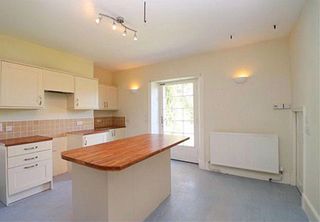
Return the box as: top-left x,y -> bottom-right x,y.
122,28 -> 127,37
95,16 -> 102,24
134,32 -> 138,41
112,20 -> 117,30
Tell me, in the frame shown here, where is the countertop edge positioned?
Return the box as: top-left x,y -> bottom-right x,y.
0,136 -> 53,147
61,136 -> 189,171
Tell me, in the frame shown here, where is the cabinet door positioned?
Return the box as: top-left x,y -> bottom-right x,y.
106,86 -> 118,110
83,133 -> 107,147
114,128 -> 126,140
0,62 -> 43,108
43,70 -> 74,93
8,159 -> 52,195
98,84 -> 108,110
105,131 -> 113,142
74,77 -> 98,110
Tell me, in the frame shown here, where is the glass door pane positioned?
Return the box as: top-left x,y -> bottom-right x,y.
163,82 -> 194,147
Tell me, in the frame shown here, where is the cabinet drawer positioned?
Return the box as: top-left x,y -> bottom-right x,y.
7,141 -> 52,157
8,150 -> 52,169
8,159 -> 52,195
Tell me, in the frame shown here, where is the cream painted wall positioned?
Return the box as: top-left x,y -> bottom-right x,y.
94,65 -> 113,85
289,0 -> 320,220
0,34 -> 94,121
113,38 -> 293,184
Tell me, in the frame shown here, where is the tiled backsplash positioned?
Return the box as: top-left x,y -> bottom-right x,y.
0,118 -> 93,140
94,116 -> 126,128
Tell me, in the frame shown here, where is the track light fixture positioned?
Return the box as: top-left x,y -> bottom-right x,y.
95,15 -> 102,24
122,28 -> 127,37
134,32 -> 138,41
96,13 -> 138,40
112,20 -> 117,30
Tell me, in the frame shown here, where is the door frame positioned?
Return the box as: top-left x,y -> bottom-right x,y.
292,106 -> 306,191
158,78 -> 199,163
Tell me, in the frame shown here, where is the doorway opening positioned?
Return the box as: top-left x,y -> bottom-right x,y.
149,78 -> 200,164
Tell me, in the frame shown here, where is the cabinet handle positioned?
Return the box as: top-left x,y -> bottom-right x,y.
24,146 -> 38,151
24,164 -> 38,169
24,156 -> 38,161
106,102 -> 109,108
76,98 -> 79,107
84,139 -> 87,146
39,96 -> 42,106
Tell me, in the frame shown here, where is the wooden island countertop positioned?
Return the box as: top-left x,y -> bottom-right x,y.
61,134 -> 189,171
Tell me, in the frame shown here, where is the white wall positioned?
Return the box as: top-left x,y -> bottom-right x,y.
113,38 -> 293,184
289,0 -> 320,220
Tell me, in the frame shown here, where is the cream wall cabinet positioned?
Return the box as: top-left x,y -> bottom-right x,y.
0,140 -> 53,206
69,77 -> 98,110
0,61 -> 44,109
97,85 -> 118,110
43,70 -> 74,93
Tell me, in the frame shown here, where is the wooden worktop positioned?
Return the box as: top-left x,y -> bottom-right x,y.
0,136 -> 53,146
61,134 -> 189,171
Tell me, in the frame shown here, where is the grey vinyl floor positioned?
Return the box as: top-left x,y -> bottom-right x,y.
0,161 -> 308,222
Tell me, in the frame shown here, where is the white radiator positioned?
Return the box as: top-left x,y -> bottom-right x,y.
210,132 -> 279,174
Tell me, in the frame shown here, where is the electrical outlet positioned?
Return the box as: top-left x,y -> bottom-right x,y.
6,125 -> 13,132
76,121 -> 83,126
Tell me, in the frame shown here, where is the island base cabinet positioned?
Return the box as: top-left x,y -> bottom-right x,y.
72,150 -> 171,222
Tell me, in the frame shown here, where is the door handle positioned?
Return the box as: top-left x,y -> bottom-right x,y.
39,96 -> 42,106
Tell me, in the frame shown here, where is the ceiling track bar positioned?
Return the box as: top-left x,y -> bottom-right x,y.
98,13 -> 137,33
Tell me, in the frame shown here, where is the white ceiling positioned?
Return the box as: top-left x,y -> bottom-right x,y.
0,0 -> 305,71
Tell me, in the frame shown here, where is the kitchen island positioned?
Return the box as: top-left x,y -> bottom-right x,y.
61,134 -> 188,222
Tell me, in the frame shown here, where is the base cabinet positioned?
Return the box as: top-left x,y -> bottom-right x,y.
8,159 -> 52,195
107,128 -> 126,142
0,140 -> 53,206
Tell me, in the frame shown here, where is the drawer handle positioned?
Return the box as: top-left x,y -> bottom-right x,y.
24,164 -> 38,169
24,146 -> 38,151
24,156 -> 38,161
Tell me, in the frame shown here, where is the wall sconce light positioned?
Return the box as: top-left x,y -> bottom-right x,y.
233,69 -> 251,84
130,84 -> 140,93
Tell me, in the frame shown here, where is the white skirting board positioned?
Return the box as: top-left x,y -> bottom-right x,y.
210,132 -> 279,174
302,193 -> 320,222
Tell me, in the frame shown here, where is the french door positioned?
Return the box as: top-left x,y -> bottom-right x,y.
159,79 -> 199,163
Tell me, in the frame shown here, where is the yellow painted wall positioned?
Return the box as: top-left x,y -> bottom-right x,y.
0,34 -> 93,77
0,34 -> 95,121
